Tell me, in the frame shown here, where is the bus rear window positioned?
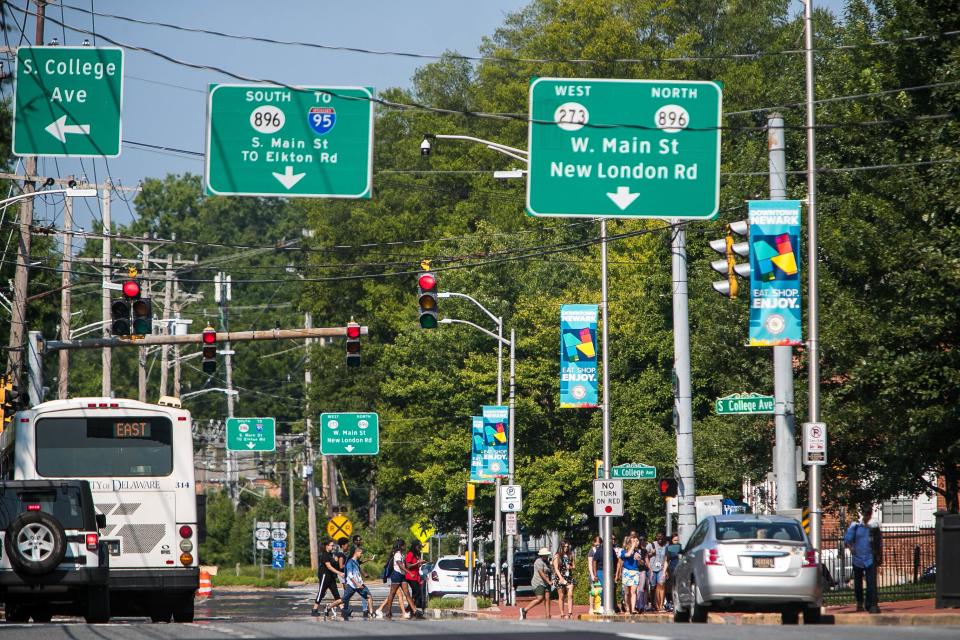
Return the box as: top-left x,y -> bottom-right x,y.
35,417 -> 174,477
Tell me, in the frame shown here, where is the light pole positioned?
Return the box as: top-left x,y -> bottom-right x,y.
439,313 -> 517,606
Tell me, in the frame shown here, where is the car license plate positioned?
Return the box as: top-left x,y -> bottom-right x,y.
752,557 -> 774,568
454,576 -> 465,582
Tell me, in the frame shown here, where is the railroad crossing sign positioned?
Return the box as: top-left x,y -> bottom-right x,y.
226,417 -> 276,452
527,78 -> 722,219
13,46 -> 124,157
326,515 -> 352,539
410,522 -> 435,544
715,393 -> 775,415
319,412 -> 379,455
205,84 -> 374,198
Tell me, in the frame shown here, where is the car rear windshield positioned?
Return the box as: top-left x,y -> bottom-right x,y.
36,416 -> 174,477
437,559 -> 467,571
715,521 -> 805,542
0,486 -> 87,529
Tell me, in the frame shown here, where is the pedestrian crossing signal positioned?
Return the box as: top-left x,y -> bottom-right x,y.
658,478 -> 678,498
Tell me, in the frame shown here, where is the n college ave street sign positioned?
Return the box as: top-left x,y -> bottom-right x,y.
205,84 -> 374,198
527,78 -> 722,219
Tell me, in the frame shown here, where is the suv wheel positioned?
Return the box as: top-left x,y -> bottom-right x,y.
4,512 -> 67,576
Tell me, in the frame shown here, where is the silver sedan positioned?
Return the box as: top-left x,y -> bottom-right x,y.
671,514 -> 822,624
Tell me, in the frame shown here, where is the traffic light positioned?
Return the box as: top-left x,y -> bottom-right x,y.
417,272 -> 438,328
709,220 -> 750,298
657,478 -> 678,498
201,326 -> 217,374
345,321 -> 361,367
465,482 -> 476,507
132,297 -> 153,336
1,375 -> 18,428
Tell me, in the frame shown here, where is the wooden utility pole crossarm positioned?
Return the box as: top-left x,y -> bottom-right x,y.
42,326 -> 368,352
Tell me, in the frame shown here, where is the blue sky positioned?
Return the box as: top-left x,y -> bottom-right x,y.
3,0 -> 846,231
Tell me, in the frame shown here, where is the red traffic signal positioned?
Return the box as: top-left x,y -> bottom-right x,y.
201,326 -> 217,373
202,328 -> 217,344
346,322 -> 361,367
418,273 -> 436,292
122,279 -> 141,299
418,272 -> 438,328
658,478 -> 678,498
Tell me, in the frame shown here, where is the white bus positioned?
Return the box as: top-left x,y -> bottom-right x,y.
0,397 -> 200,622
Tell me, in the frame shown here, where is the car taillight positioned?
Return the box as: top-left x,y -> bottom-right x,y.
704,548 -> 723,566
26,504 -> 41,511
86,533 -> 99,551
179,525 -> 193,538
431,571 -> 439,581
803,550 -> 818,568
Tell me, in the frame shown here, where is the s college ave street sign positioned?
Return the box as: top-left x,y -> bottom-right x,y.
13,46 -> 124,157
205,84 -> 374,198
527,78 -> 722,219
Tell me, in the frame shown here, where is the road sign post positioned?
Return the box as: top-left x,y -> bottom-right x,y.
226,417 -> 276,452
205,84 -> 374,198
527,78 -> 722,219
319,412 -> 379,455
13,46 -> 124,157
715,393 -> 776,415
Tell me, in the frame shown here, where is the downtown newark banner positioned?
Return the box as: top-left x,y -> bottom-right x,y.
748,200 -> 803,346
472,406 -> 509,479
560,304 -> 599,407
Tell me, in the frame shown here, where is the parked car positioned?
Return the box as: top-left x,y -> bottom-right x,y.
819,547 -> 854,589
426,555 -> 469,598
672,514 -> 822,625
1,480 -> 109,623
919,564 -> 936,584
512,550 -> 539,589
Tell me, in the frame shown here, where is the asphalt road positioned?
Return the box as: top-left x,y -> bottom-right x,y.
1,586 -> 957,640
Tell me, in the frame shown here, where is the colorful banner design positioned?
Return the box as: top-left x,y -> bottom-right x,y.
748,200 -> 803,347
560,304 -> 599,408
479,405 -> 510,479
469,416 -> 493,484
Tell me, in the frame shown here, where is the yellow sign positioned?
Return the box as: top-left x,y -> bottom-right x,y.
410,522 -> 435,544
326,515 -> 352,539
422,542 -> 430,554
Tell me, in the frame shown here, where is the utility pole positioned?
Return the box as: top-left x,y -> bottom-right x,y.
216,272 -> 237,505
159,254 -> 174,397
673,220 -> 697,544
6,0 -> 46,385
304,312 -> 318,571
173,275 -> 182,398
769,114 -> 798,511
138,233 -> 150,402
289,448 -> 296,567
600,219 -> 614,615
101,180 -> 112,397
58,183 -> 73,399
802,0 -> 824,549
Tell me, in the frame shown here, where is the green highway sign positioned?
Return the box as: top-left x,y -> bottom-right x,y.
13,46 -> 124,157
320,412 -> 379,456
527,78 -> 722,219
205,84 -> 374,198
226,417 -> 276,452
598,463 -> 657,480
715,393 -> 775,415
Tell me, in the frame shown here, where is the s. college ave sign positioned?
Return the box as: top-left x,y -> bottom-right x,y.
527,78 -> 722,219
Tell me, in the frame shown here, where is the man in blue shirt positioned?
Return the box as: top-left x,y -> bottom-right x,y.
843,504 -> 881,613
341,545 -> 373,620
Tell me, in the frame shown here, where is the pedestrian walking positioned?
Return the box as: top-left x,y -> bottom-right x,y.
312,539 -> 344,617
520,547 -> 554,619
619,535 -> 643,614
663,533 -> 682,611
587,536 -> 602,614
375,539 -> 419,619
404,540 -> 426,610
646,531 -> 668,611
844,504 -> 882,613
342,545 -> 374,621
551,539 -> 575,619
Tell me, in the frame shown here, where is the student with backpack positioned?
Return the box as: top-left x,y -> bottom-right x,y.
844,504 -> 882,613
375,539 -> 420,619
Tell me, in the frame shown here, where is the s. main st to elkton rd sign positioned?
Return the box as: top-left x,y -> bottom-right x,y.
527,78 -> 722,219
205,84 -> 374,198
13,46 -> 124,157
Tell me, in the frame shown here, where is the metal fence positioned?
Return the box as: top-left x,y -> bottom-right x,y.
820,525 -> 935,604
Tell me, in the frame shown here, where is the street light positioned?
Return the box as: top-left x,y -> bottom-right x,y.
0,186 -> 97,208
422,133 -> 529,164
180,387 -> 239,400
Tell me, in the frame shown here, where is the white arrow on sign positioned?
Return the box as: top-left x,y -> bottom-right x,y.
45,115 -> 91,143
272,166 -> 306,190
247,442 -> 256,449
344,445 -> 355,453
606,186 -> 640,210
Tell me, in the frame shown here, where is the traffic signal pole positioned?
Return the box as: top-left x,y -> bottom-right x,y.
600,219 -> 614,616
672,221 -> 697,545
101,180 -> 112,397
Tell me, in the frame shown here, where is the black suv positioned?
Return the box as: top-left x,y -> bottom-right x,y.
1,480 -> 109,623
512,550 -> 539,588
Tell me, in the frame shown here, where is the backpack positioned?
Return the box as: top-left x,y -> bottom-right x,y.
869,526 -> 883,566
381,553 -> 393,583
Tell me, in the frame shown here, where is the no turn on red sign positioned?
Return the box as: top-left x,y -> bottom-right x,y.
593,479 -> 624,517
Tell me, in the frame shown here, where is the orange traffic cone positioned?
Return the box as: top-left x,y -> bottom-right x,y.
197,569 -> 212,598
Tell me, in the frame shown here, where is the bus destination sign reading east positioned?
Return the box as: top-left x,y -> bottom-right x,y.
527,78 -> 722,219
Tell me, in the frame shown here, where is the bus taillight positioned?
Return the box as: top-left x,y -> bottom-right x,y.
180,552 -> 193,566
179,525 -> 192,538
